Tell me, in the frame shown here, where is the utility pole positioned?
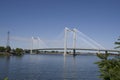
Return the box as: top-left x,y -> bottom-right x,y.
7,31 -> 10,47
6,31 -> 11,53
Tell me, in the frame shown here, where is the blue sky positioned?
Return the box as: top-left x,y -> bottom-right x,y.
0,0 -> 120,49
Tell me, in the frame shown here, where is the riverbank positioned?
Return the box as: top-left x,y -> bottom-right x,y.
0,52 -> 23,56
0,52 -> 11,56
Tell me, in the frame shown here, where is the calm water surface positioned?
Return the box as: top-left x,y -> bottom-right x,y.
0,54 -> 101,80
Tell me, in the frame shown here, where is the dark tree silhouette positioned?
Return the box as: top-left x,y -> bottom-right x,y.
114,36 -> 120,49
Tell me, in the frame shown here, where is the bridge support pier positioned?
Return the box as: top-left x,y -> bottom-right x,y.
105,51 -> 108,54
73,49 -> 76,56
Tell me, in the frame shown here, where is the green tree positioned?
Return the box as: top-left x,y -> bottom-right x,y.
96,52 -> 109,60
15,48 -> 23,55
96,53 -> 120,80
4,77 -> 8,80
0,46 -> 6,52
114,36 -> 120,49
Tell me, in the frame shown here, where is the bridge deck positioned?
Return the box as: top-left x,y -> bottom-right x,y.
33,48 -> 120,52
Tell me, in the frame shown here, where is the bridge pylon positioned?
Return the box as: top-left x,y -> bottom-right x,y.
30,37 -> 40,54
30,37 -> 33,54
72,28 -> 77,56
64,27 -> 70,56
64,27 -> 77,56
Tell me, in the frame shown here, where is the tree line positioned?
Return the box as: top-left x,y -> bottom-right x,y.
0,46 -> 24,56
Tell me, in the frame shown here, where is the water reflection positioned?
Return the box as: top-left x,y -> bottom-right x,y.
0,54 -> 100,80
63,55 -> 77,80
0,56 -> 10,79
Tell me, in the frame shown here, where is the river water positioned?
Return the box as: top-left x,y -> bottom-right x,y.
0,54 -> 101,80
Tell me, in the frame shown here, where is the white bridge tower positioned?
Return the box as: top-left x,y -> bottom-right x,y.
64,27 -> 77,56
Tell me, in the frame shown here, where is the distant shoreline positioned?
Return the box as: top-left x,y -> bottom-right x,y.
0,52 -> 120,56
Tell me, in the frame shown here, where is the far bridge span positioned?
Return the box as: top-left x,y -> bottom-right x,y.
33,48 -> 120,53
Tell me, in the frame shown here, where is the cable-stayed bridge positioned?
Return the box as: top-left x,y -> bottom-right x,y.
29,27 -> 120,55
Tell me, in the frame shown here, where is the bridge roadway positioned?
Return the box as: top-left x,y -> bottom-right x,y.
33,48 -> 120,52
